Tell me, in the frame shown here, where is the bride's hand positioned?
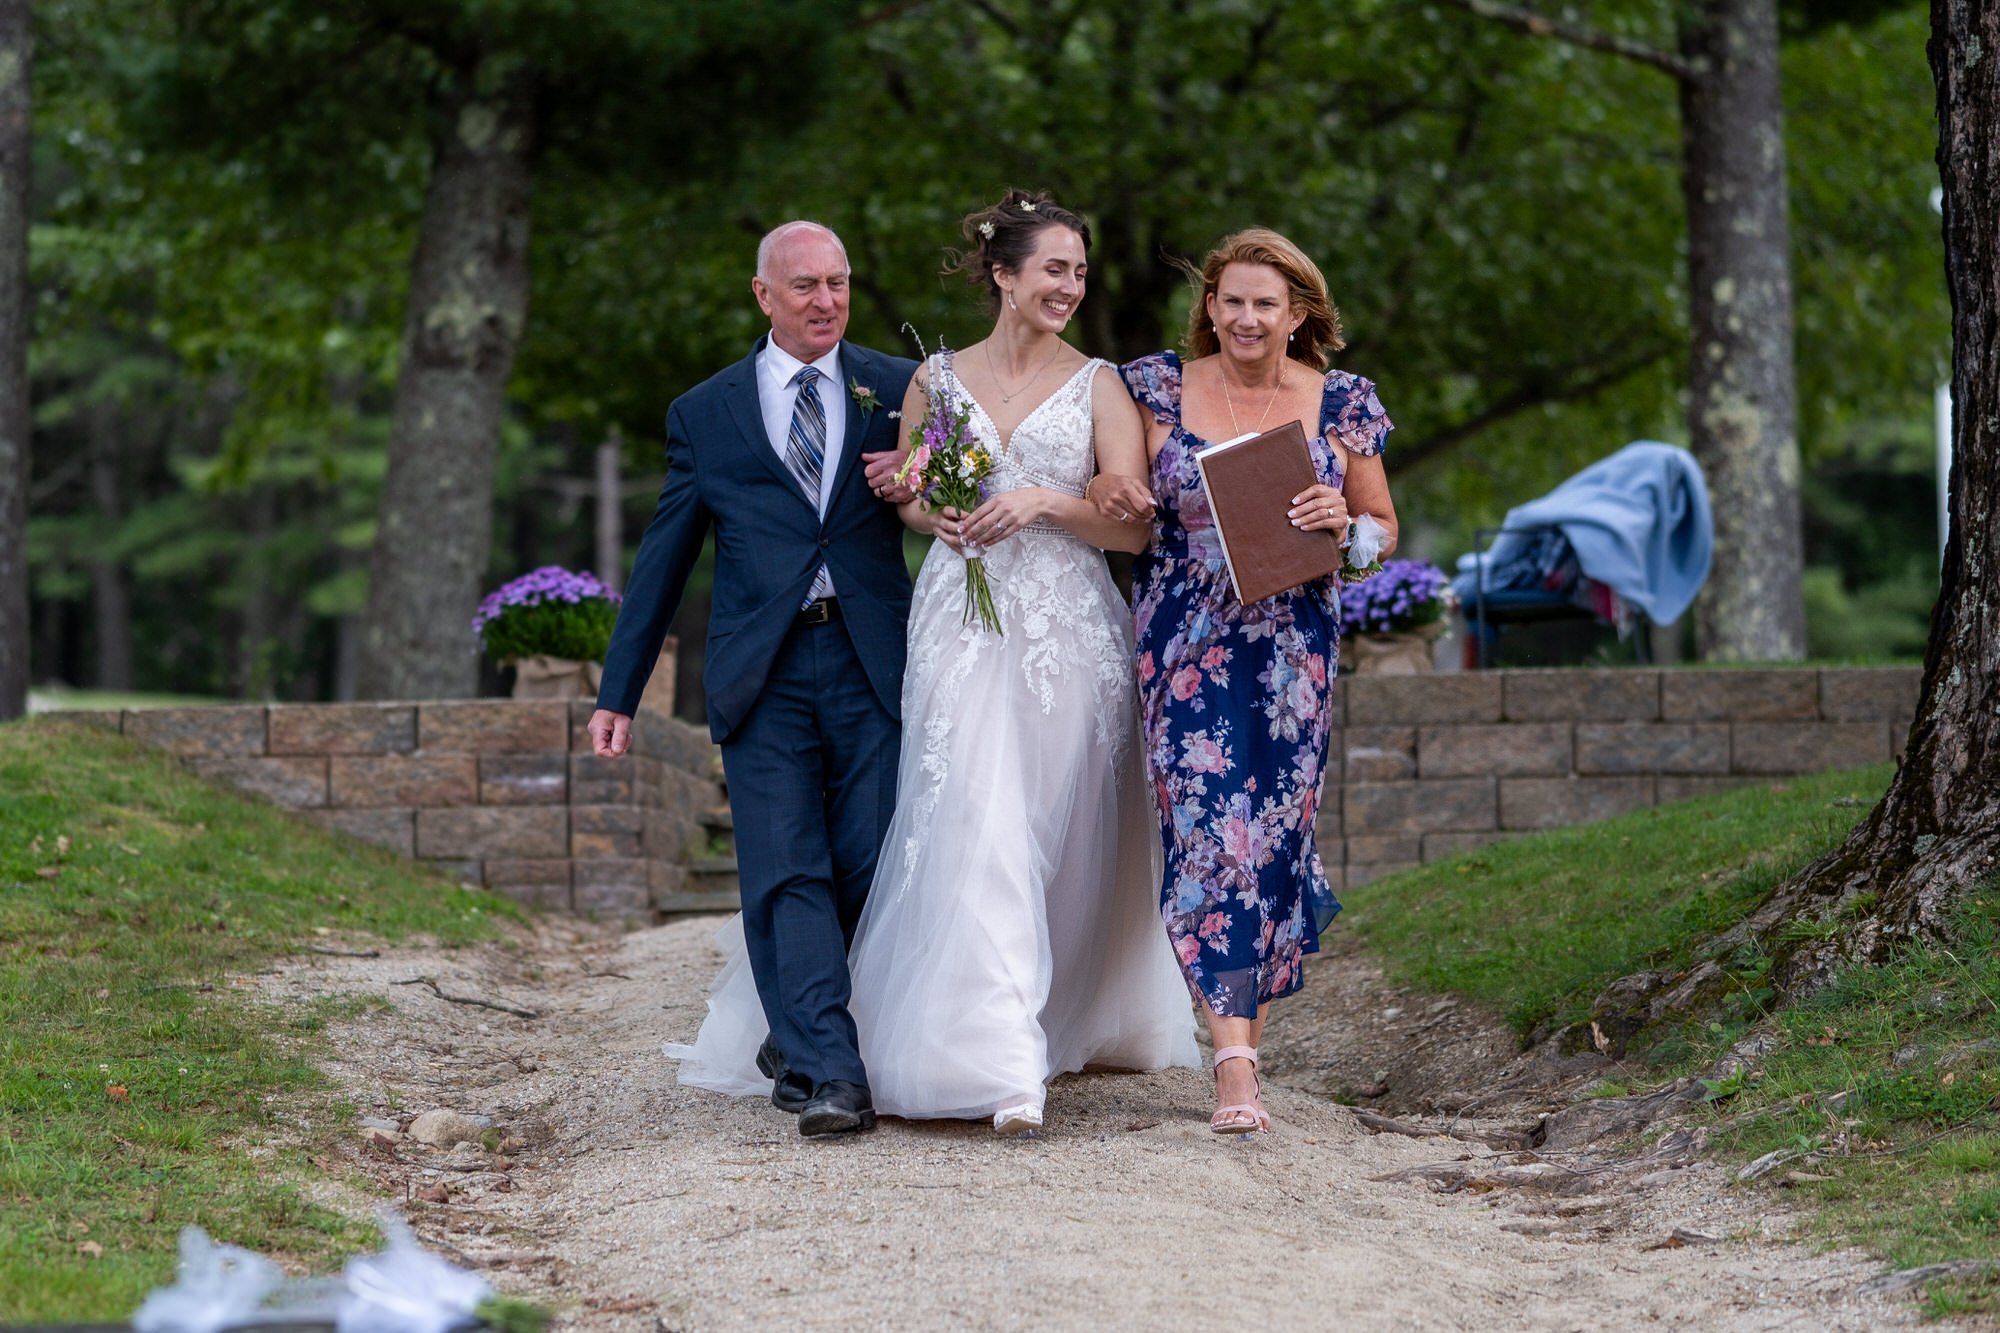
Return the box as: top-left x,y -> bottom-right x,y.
1088,474 -> 1155,525
962,490 -> 1045,546
933,506 -> 967,552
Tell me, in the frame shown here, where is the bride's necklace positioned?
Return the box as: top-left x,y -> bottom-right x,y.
1221,361 -> 1286,438
986,336 -> 1065,405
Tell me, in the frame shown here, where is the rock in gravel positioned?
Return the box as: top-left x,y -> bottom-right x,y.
356,1116 -> 400,1134
443,1141 -> 490,1171
408,1108 -> 486,1147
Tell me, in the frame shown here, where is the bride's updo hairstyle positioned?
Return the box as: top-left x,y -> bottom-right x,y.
943,188 -> 1092,313
1181,228 -> 1345,371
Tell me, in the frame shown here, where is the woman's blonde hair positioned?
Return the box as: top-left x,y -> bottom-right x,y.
1181,228 -> 1345,370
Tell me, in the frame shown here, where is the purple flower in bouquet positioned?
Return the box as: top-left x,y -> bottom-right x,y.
474,566 -> 623,662
894,327 -> 1001,634
1339,559 -> 1452,637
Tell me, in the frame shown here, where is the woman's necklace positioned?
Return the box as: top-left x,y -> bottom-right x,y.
1221,362 -> 1286,438
986,337 -> 1065,404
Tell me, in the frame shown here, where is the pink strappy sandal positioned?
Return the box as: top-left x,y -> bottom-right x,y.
1210,1045 -> 1272,1135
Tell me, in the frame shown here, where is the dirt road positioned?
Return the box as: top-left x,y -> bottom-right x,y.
276,917 -> 1943,1332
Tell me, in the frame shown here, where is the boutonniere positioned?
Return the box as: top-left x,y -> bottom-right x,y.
850,380 -> 883,417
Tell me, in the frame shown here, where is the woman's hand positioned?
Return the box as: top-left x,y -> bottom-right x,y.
1089,474 -> 1156,526
931,505 -> 968,552
1288,483 -> 1348,534
961,488 -> 1048,546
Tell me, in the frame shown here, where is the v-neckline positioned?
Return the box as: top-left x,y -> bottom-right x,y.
953,354 -> 1097,456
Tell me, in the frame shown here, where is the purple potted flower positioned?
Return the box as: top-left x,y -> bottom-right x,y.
1339,559 -> 1454,675
473,566 -> 623,699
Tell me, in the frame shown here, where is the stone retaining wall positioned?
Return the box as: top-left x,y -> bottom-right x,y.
65,665 -> 1921,916
1316,666 -> 1921,889
55,701 -> 723,920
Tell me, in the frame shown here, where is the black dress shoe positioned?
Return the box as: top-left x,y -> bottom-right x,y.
798,1080 -> 877,1138
770,1071 -> 812,1115
757,1037 -> 811,1114
755,1036 -> 784,1080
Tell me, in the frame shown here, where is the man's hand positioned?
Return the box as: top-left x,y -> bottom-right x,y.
863,449 -> 915,505
588,708 -> 633,758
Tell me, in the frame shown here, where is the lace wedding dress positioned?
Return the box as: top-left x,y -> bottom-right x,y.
666,354 -> 1199,1120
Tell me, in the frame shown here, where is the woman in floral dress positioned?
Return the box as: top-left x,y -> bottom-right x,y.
1092,228 -> 1399,1133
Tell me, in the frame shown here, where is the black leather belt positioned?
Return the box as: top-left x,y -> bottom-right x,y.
799,597 -> 840,626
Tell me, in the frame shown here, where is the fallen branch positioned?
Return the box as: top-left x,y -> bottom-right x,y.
1858,1258 -> 2000,1296
1352,1108 -> 1530,1150
303,944 -> 381,958
1371,1157 -> 1593,1195
391,976 -> 540,1019
1735,1146 -> 1812,1182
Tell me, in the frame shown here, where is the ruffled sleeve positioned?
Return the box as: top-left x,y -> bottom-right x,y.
1120,351 -> 1183,428
1320,370 -> 1392,457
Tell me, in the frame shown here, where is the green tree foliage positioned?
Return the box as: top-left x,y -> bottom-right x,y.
18,0 -> 1947,704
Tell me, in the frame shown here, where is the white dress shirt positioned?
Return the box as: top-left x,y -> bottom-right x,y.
757,339 -> 848,518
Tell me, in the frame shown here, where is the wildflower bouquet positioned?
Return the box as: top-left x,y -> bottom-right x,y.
473,566 -> 623,664
895,342 -> 1002,634
1339,559 -> 1452,638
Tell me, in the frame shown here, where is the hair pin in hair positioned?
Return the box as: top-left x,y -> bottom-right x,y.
977,220 -> 995,238
1018,200 -> 1037,212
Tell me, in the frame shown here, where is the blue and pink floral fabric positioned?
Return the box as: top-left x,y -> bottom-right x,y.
1121,350 -> 1392,1018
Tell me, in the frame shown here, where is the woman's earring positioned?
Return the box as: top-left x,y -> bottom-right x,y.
1008,292 -> 1018,311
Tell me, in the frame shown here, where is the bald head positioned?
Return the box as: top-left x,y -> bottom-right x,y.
753,221 -> 852,362
756,221 -> 849,284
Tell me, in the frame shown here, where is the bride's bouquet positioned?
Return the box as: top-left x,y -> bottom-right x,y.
895,335 -> 1002,635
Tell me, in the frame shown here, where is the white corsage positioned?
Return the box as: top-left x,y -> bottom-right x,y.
1342,513 -> 1390,584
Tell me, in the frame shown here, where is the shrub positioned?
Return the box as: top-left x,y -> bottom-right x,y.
472,566 -> 621,663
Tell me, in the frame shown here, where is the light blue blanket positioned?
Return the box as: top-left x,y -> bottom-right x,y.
1451,441 -> 1713,625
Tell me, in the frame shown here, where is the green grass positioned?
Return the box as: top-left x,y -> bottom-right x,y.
1692,901 -> 2000,1318
1347,765 -> 1894,1042
0,720 -> 518,1320
1347,764 -> 2000,1315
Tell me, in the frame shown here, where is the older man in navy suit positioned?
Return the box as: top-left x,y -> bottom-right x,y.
589,222 -> 917,1137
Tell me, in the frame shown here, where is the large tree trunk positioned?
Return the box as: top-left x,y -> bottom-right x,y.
87,402 -> 133,691
1748,0 -> 2000,992
356,56 -> 534,700
1588,0 -> 2000,1051
0,0 -> 29,719
1680,0 -> 1807,662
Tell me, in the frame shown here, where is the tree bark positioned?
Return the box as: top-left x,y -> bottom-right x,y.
1680,0 -> 1808,661
0,0 -> 29,719
1588,0 -> 2000,1050
87,402 -> 133,691
356,56 -> 534,700
1750,0 -> 2000,990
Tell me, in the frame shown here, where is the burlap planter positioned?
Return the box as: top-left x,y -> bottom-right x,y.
1344,620 -> 1446,675
507,656 -> 604,700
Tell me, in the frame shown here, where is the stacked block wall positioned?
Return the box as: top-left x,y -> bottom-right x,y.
52,701 -> 722,921
1317,667 -> 1920,889
65,666 -> 1920,913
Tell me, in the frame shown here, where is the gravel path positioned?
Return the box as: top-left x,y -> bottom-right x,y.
276,917 -> 1949,1332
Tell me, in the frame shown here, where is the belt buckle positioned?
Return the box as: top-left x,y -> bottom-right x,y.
801,598 -> 833,625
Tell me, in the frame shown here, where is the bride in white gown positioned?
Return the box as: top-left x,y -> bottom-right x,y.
666,190 -> 1198,1131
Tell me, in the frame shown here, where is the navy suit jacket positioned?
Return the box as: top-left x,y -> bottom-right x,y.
597,338 -> 920,741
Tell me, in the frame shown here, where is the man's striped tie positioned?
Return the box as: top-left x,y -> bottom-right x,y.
786,367 -> 835,608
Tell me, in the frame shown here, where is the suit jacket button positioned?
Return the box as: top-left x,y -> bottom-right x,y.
818,536 -> 830,548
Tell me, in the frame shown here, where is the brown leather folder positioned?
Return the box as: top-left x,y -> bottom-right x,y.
1193,419 -> 1342,604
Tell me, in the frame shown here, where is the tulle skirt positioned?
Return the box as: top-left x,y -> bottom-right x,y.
665,530 -> 1199,1118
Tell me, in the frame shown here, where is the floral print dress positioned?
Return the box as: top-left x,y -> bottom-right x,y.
1121,351 -> 1393,1018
